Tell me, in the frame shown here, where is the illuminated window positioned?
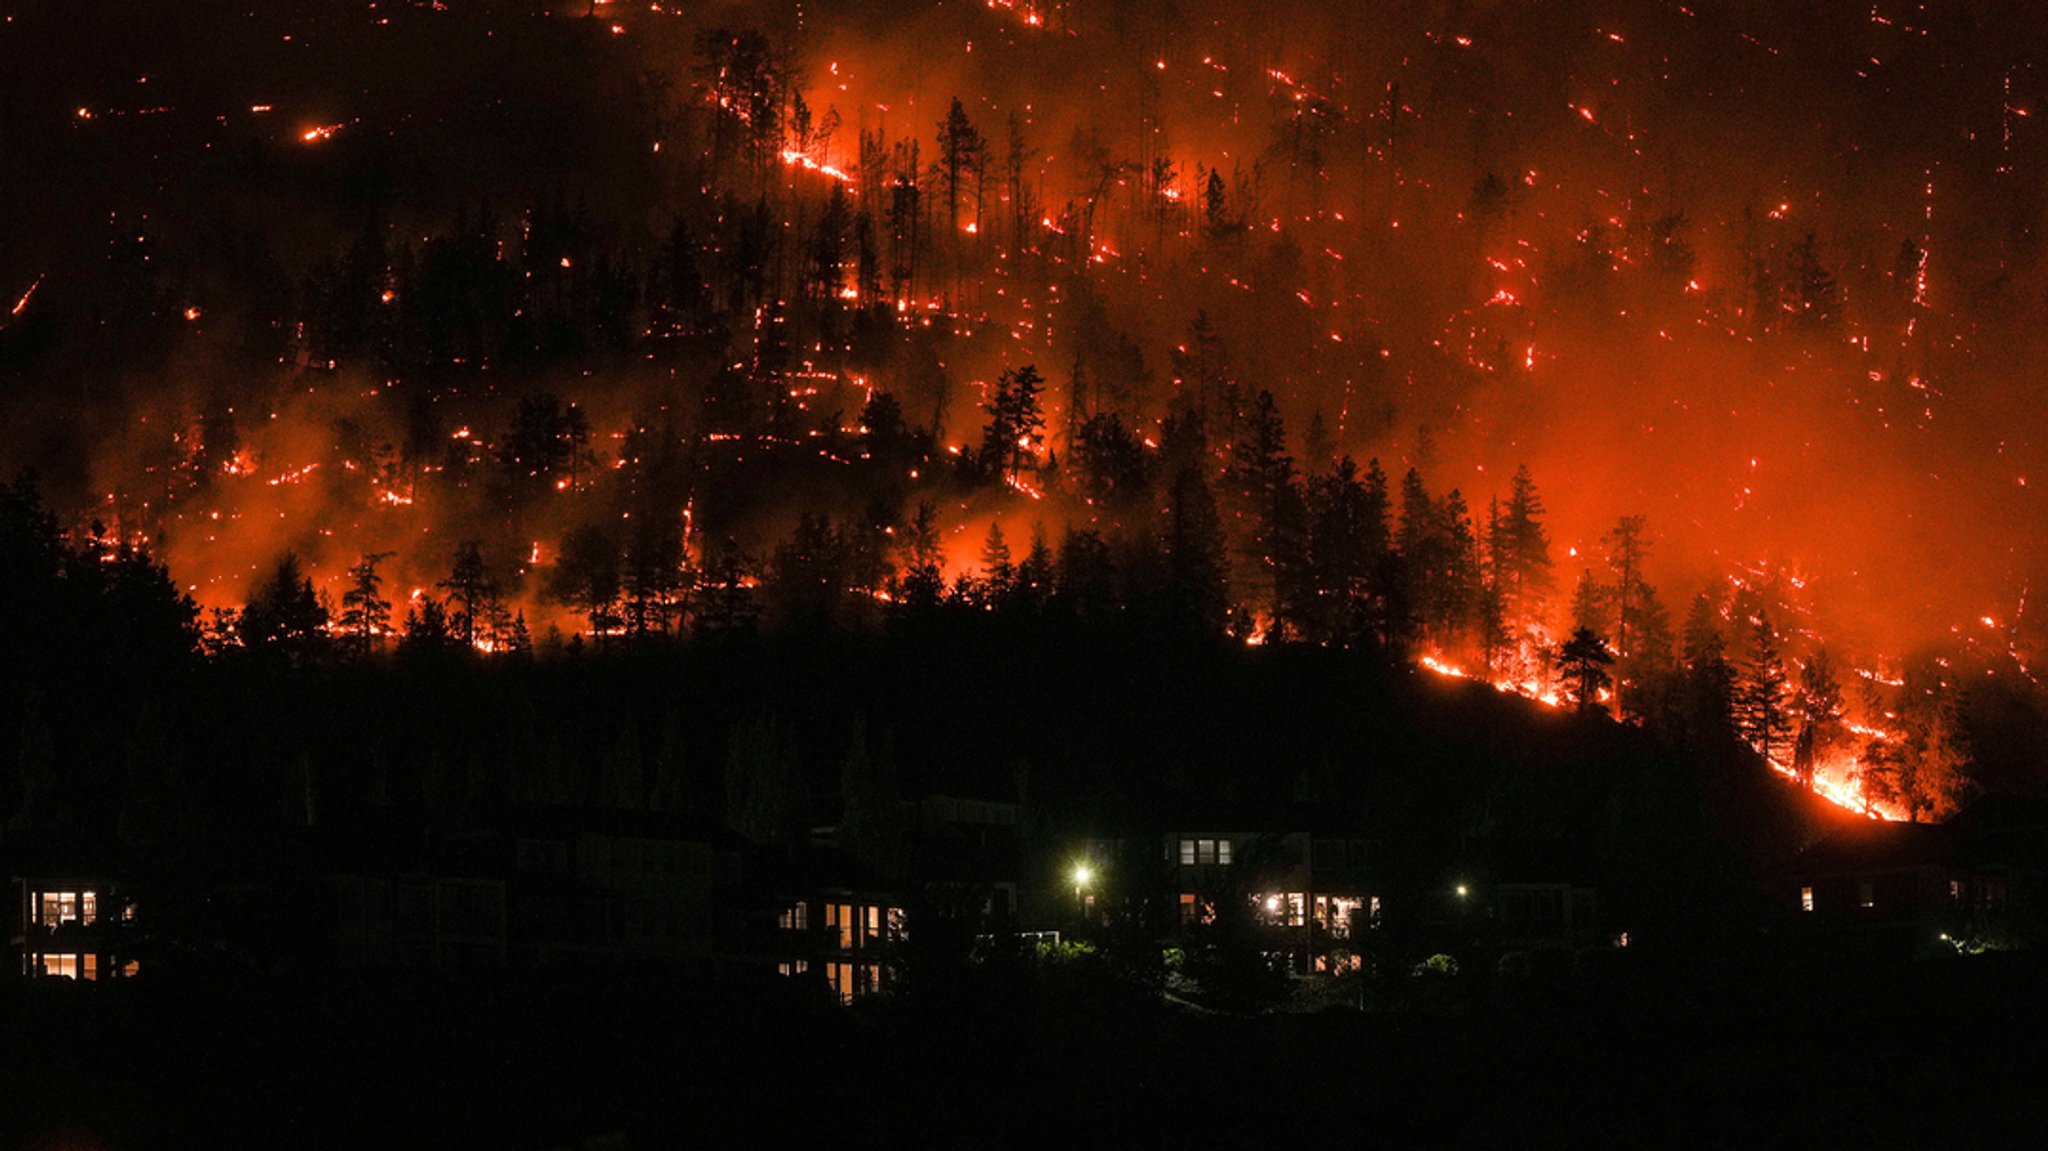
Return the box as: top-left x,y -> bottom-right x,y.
825,903 -> 856,950
1197,839 -> 1217,865
122,961 -> 139,977
1180,839 -> 1196,865
1217,839 -> 1233,865
1800,886 -> 1814,912
1369,896 -> 1382,919
826,960 -> 855,1004
1284,893 -> 1306,927
40,954 -> 79,979
778,902 -> 809,931
1179,893 -> 1198,925
777,960 -> 810,977
1317,896 -> 1364,937
1858,880 -> 1875,909
82,893 -> 97,924
863,905 -> 881,945
40,892 -> 86,926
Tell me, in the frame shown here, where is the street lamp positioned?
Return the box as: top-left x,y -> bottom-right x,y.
1455,884 -> 1469,899
1072,863 -> 1093,917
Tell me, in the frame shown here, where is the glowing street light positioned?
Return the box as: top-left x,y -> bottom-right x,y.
1072,863 -> 1093,918
1455,884 -> 1469,899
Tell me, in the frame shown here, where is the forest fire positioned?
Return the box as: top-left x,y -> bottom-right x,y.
12,6 -> 2048,1141
0,0 -> 2039,834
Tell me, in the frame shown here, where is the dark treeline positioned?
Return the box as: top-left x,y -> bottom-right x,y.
0,462 -> 1985,973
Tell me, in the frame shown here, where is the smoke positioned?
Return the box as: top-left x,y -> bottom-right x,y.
4,0 -> 2046,667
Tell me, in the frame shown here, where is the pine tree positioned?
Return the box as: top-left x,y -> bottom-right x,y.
240,554 -> 330,663
979,365 -> 1047,484
400,597 -> 459,654
1601,515 -> 1651,657
1617,581 -> 1677,725
1304,457 -> 1381,644
440,540 -> 498,649
338,552 -> 394,657
1681,591 -> 1737,743
1228,390 -> 1304,632
1736,610 -> 1793,765
1557,627 -> 1616,712
1570,568 -> 1613,637
898,501 -> 946,610
1489,465 -> 1554,635
1013,523 -> 1055,611
1791,646 -> 1846,790
979,520 -> 1014,602
937,98 -> 984,242
549,523 -> 624,636
1165,464 -> 1231,633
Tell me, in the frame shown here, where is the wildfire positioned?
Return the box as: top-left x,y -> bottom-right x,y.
780,149 -> 854,186
1418,653 -> 1906,820
9,275 -> 41,319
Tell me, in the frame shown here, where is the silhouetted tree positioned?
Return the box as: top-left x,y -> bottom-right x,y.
440,541 -> 499,649
549,524 -> 623,635
337,552 -> 394,657
240,554 -> 329,664
1736,611 -> 1793,765
1557,627 -> 1615,712
1792,646 -> 1847,790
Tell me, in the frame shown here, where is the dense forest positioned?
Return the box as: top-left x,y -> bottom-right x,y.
5,1 -> 2048,829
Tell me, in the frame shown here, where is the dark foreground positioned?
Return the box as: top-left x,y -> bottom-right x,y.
8,954 -> 2048,1149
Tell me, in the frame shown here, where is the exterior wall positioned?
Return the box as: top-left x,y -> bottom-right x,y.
11,877 -> 140,981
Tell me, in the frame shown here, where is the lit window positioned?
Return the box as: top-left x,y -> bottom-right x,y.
1198,839 -> 1217,865
40,954 -> 79,979
1800,886 -> 1814,912
863,905 -> 881,944
40,892 -> 81,926
1858,880 -> 1875,909
826,960 -> 855,1004
1179,839 -> 1196,866
825,903 -> 856,950
777,960 -> 810,977
81,893 -> 97,924
1179,893 -> 1198,925
1218,839 -> 1233,865
778,902 -> 809,931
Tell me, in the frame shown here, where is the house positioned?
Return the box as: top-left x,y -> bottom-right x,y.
11,875 -> 140,981
757,847 -> 906,1004
1785,794 -> 2048,956
1049,823 -> 1383,974
1163,830 -> 1381,972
